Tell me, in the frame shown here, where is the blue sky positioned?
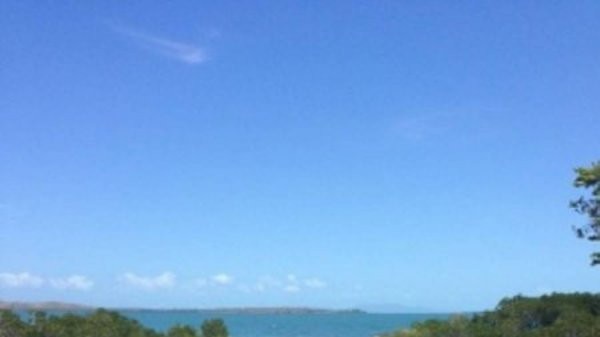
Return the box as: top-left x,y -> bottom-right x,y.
1,1 -> 599,312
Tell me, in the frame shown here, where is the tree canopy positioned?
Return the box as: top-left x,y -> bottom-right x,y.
571,161 -> 600,265
385,293 -> 600,337
200,319 -> 228,337
0,309 -> 227,337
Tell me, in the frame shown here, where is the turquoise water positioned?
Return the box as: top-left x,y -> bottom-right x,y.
17,311 -> 450,337
118,312 -> 450,337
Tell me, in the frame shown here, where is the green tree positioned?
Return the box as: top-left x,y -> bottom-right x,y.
0,310 -> 29,337
27,311 -> 48,337
571,161 -> 600,265
167,324 -> 197,337
384,293 -> 600,337
200,319 -> 228,337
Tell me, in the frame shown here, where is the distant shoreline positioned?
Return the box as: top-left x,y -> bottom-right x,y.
0,300 -> 365,315
116,308 -> 365,315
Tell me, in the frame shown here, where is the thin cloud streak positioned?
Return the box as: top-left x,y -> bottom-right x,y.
110,24 -> 208,65
119,272 -> 176,290
0,272 -> 44,288
50,275 -> 94,291
238,275 -> 327,294
0,272 -> 94,290
211,273 -> 234,285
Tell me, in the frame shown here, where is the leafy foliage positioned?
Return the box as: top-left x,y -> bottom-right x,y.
384,293 -> 600,337
571,161 -> 600,264
0,309 -> 226,337
167,325 -> 198,337
200,319 -> 228,337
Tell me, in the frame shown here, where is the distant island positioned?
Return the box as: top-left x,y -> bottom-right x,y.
120,307 -> 364,315
0,300 -> 364,315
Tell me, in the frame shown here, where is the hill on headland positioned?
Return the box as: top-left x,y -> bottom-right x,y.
0,300 -> 92,311
0,300 -> 364,314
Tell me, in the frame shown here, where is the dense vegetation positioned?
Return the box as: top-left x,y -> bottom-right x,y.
0,309 -> 228,337
385,293 -> 600,337
571,161 -> 600,265
3,294 -> 600,337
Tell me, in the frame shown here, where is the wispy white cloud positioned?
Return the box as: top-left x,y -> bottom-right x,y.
110,24 -> 208,65
282,274 -> 327,292
238,274 -> 327,294
283,284 -> 301,293
119,272 -> 175,290
238,275 -> 280,293
211,273 -> 234,286
191,273 -> 234,291
303,278 -> 327,289
0,272 -> 44,288
50,275 -> 94,291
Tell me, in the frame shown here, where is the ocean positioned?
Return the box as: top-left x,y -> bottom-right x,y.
118,311 -> 450,337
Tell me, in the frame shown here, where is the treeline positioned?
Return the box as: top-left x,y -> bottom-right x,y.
0,309 -> 228,337
386,293 -> 600,337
